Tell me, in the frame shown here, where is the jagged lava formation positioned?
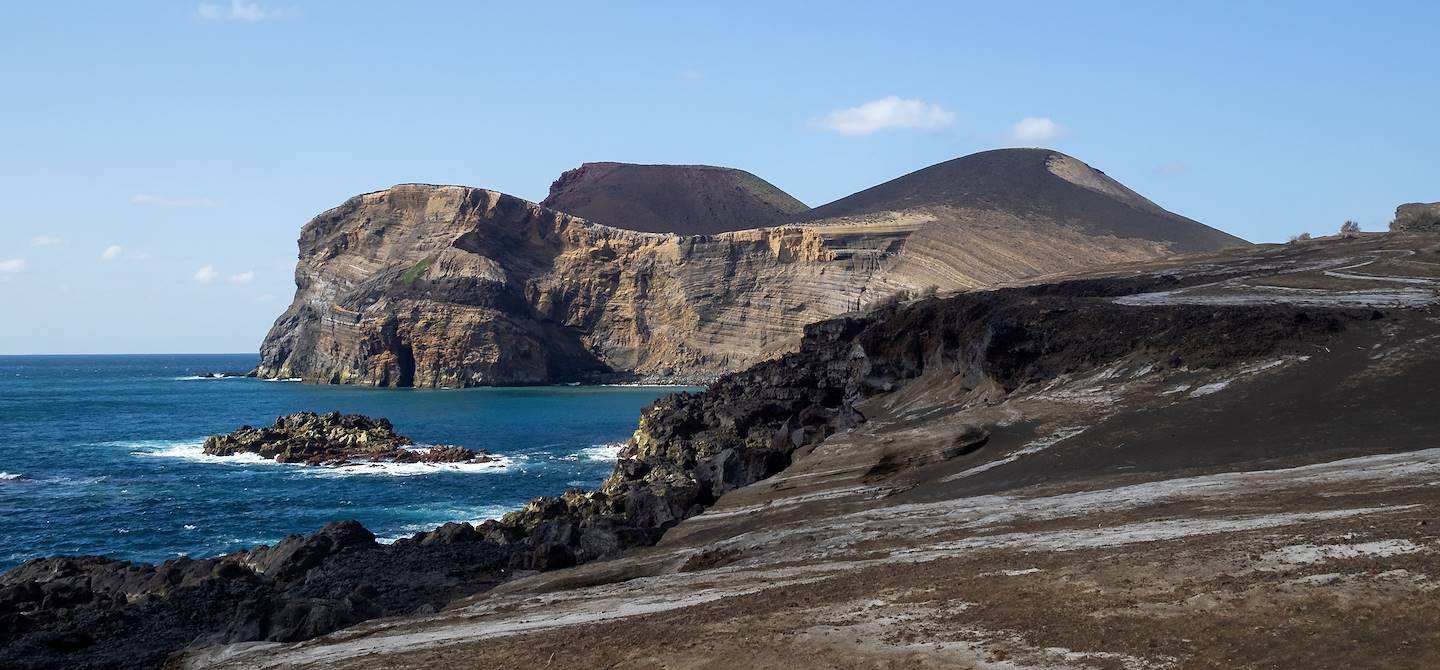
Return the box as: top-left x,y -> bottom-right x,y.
256,149 -> 1244,387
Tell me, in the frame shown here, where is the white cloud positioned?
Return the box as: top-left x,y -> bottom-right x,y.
196,0 -> 300,21
0,258 -> 26,273
812,96 -> 954,136
1011,116 -> 1062,143
100,245 -> 123,261
130,194 -> 217,208
194,266 -> 220,283
30,236 -> 62,247
227,270 -> 255,284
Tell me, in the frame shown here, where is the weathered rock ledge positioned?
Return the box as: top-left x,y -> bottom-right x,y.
201,412 -> 494,467
1392,201 -> 1440,232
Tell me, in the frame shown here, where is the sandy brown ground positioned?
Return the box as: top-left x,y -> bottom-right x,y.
413,506 -> 1440,670
188,235 -> 1440,670
190,450 -> 1440,670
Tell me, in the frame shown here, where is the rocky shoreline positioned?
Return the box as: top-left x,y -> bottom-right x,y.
200,412 -> 496,467
0,239 -> 1387,669
247,370 -> 719,388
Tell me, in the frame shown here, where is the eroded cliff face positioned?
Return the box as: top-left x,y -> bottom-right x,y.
257,185 -> 914,386
258,150 -> 1244,387
258,186 -> 607,387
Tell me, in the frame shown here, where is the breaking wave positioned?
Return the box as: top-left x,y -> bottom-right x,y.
124,440 -> 512,476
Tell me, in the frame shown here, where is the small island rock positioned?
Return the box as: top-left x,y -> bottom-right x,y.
202,411 -> 495,467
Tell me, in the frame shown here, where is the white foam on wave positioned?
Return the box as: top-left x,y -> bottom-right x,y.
0,472 -> 23,481
35,474 -> 109,486
601,383 -> 693,388
309,457 -> 513,478
133,441 -> 272,465
555,440 -> 624,461
127,440 -> 513,477
572,443 -> 624,462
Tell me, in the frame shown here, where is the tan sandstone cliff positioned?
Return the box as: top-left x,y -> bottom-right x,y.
256,149 -> 1246,387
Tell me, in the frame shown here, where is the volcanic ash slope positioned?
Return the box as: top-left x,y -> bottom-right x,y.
206,232 -> 1440,670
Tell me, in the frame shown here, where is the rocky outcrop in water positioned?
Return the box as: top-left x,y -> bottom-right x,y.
256,149 -> 1246,387
1392,202 -> 1440,232
201,412 -> 494,466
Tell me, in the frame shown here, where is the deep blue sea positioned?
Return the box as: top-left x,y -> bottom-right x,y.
0,354 -> 688,571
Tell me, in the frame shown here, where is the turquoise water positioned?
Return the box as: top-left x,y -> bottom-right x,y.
0,354 -> 687,571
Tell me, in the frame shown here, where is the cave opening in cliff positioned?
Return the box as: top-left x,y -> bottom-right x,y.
395,343 -> 416,388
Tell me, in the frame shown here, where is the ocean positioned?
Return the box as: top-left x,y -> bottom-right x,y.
0,354 -> 688,571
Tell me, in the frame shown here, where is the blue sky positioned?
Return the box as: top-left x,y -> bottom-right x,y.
2,1 -> 1437,354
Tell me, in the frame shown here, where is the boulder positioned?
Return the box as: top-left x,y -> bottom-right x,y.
242,520 -> 376,582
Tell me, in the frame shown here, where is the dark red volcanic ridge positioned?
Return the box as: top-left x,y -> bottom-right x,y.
795,148 -> 1247,253
541,162 -> 809,235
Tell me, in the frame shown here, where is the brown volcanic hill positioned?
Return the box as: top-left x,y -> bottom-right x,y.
541,162 -> 809,235
797,148 -> 1245,253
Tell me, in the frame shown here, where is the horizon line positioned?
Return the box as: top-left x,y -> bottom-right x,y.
0,352 -> 258,357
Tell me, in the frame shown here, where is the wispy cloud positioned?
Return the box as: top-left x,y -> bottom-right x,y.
1152,162 -> 1189,176
1010,116 -> 1062,143
812,96 -> 954,136
194,266 -> 220,284
678,68 -> 704,82
0,258 -> 26,273
227,270 -> 255,284
30,236 -> 63,247
196,0 -> 300,22
131,194 -> 217,208
100,245 -> 124,261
